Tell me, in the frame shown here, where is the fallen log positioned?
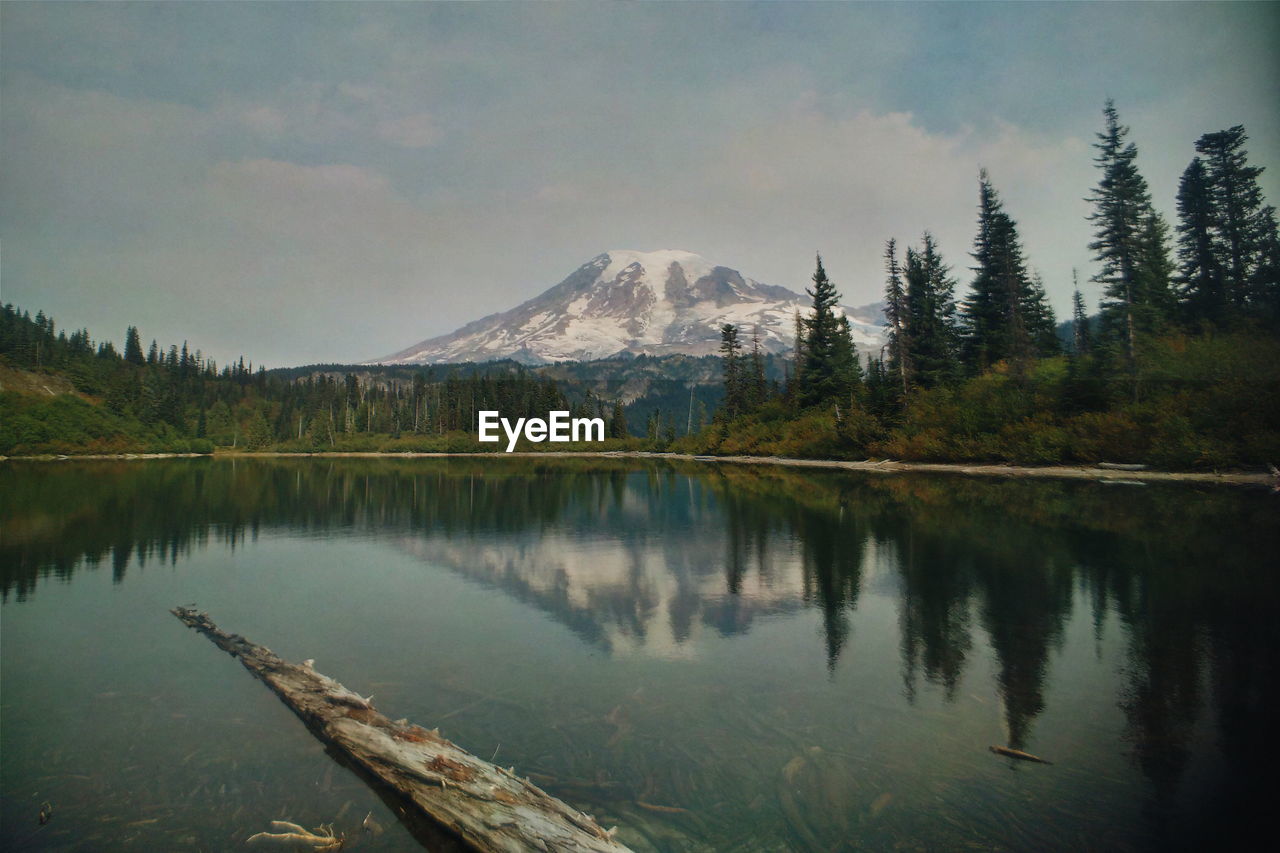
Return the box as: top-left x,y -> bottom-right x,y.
171,607 -> 633,853
1095,462 -> 1147,471
988,745 -> 1052,765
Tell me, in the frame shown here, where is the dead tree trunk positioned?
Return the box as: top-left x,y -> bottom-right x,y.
171,607 -> 632,853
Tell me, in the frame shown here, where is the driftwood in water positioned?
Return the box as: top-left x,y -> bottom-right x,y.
171,607 -> 632,853
1095,462 -> 1147,471
988,745 -> 1052,765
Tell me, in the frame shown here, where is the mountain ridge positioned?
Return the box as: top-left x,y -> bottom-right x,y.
371,250 -> 887,365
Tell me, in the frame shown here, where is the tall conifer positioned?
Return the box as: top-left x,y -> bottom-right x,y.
962,170 -> 1047,371
748,326 -> 768,408
904,233 -> 960,388
1071,271 -> 1092,355
883,238 -> 911,394
124,326 -> 144,365
1086,100 -> 1171,365
800,254 -> 846,405
1176,157 -> 1223,325
719,323 -> 744,418
1190,126 -> 1279,319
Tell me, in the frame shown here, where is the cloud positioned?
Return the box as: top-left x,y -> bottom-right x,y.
502,102 -> 1095,309
376,112 -> 439,148
239,105 -> 287,137
222,83 -> 443,153
0,80 -> 456,364
3,2 -> 1277,367
212,159 -> 392,197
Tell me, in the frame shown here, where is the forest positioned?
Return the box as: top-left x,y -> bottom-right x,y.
2,103 -> 1277,468
690,105 -> 1280,468
0,307 -> 636,456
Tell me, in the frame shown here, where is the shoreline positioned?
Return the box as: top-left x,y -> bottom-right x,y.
1,449 -> 1272,486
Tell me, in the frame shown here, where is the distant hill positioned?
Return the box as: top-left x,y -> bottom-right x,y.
271,352 -> 783,436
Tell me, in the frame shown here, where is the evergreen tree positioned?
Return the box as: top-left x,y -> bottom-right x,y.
1025,271 -> 1060,355
1134,211 -> 1176,331
748,326 -> 768,409
1071,272 -> 1092,355
1175,157 -> 1224,325
609,400 -> 628,439
124,326 -> 145,365
903,233 -> 960,388
719,323 -> 745,419
962,170 -> 1047,371
832,315 -> 863,393
883,238 -> 911,395
1086,100 -> 1170,364
1191,125 -> 1279,320
799,254 -> 848,405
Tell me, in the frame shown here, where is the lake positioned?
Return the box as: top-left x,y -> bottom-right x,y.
1,457 -> 1275,851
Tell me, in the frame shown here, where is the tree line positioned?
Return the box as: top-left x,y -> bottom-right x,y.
0,304 -> 633,454
706,102 -> 1279,467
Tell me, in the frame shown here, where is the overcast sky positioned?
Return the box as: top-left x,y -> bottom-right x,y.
2,2 -> 1277,367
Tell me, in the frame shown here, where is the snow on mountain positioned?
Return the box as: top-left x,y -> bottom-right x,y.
371,250 -> 888,365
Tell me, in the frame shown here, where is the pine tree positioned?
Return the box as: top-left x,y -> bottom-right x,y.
1071,271 -> 1092,355
799,254 -> 847,405
1175,157 -> 1223,326
961,170 -> 1047,371
1191,125 -> 1278,320
719,323 -> 744,419
748,326 -> 768,409
962,171 -> 1004,370
124,326 -> 145,365
1025,271 -> 1060,356
904,233 -> 960,388
883,238 -> 911,395
1134,211 -> 1176,331
833,315 -> 863,393
1086,100 -> 1170,365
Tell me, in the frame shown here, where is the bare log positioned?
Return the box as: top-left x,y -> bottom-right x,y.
988,745 -> 1052,765
1095,462 -> 1147,471
171,607 -> 632,853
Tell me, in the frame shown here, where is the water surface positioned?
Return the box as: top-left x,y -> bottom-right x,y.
2,458 -> 1275,850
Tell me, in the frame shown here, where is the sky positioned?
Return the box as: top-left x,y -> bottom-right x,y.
2,2 -> 1278,368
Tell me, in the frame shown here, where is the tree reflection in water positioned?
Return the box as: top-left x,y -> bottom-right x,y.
3,457 -> 1276,846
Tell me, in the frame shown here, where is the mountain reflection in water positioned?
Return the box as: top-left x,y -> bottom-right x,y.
1,457 -> 1275,851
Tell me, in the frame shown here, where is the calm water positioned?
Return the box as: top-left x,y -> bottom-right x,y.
1,458 -> 1276,851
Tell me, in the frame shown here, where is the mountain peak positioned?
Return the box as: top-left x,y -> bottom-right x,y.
600,248 -> 707,266
372,251 -> 886,365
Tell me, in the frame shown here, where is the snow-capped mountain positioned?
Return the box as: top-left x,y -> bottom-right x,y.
372,250 -> 887,365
